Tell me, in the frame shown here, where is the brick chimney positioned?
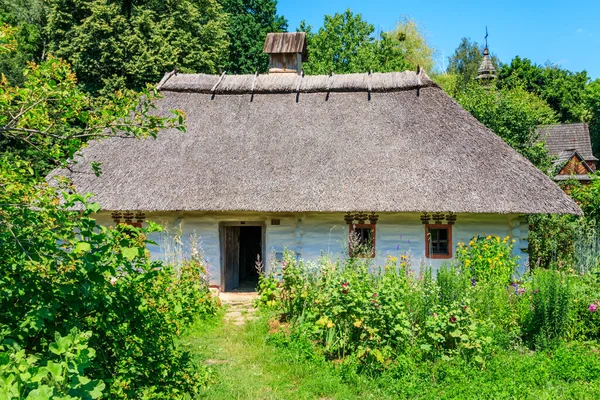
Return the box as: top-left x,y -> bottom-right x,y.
262,32 -> 307,74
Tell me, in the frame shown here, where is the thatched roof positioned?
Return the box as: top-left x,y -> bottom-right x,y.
51,71 -> 581,215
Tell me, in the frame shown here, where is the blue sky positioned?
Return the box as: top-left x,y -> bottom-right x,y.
277,0 -> 600,80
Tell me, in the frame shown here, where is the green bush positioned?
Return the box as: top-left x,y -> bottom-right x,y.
524,268 -> 573,347
0,162 -> 218,398
0,329 -> 104,399
456,235 -> 519,285
259,245 -> 600,374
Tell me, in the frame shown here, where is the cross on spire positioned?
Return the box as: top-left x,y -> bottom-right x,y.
477,27 -> 496,82
485,26 -> 489,49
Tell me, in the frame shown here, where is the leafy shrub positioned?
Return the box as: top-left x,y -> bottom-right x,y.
524,268 -> 573,347
457,236 -> 519,285
0,329 -> 104,399
0,163 -> 217,398
571,273 -> 600,341
419,300 -> 492,365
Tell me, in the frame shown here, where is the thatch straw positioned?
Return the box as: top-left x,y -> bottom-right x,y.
49,71 -> 581,215
161,71 -> 436,94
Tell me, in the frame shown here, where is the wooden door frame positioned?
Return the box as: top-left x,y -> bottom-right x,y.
219,221 -> 266,292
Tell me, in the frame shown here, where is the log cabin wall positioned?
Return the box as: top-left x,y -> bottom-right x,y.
93,211 -> 529,289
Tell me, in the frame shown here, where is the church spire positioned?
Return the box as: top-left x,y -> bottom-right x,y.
476,27 -> 496,81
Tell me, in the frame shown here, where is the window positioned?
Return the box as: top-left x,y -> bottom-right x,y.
425,224 -> 452,259
349,224 -> 376,258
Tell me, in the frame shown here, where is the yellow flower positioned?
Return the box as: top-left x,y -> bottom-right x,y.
326,321 -> 335,329
465,260 -> 471,267
354,319 -> 363,328
488,258 -> 492,264
486,235 -> 492,240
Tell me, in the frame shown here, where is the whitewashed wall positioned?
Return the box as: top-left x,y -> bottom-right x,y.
94,211 -> 529,287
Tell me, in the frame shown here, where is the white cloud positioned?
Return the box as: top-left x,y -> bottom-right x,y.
577,28 -> 584,33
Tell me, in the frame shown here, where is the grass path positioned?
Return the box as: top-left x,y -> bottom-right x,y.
179,309 -> 600,399
179,311 -> 380,400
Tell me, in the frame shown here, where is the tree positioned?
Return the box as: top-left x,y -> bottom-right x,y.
0,46 -> 222,396
497,57 -> 590,124
585,79 -> 600,156
388,17 -> 434,72
219,0 -> 287,74
0,56 -> 185,174
301,9 -> 410,75
456,83 -> 557,169
0,0 -> 46,85
45,0 -> 229,93
302,9 -> 377,75
447,37 -> 500,88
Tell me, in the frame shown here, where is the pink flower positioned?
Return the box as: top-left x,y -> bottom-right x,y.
589,303 -> 598,313
449,316 -> 457,323
373,293 -> 378,298
110,276 -> 117,286
341,282 -> 349,288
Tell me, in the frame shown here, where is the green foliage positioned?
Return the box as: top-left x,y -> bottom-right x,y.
570,172 -> 600,222
301,10 -> 412,75
524,269 -> 573,347
420,300 -> 492,365
0,329 -> 104,400
456,236 -> 519,285
571,274 -> 600,341
0,160 -> 219,397
586,79 -> 600,155
528,214 -> 579,269
259,244 -> 600,378
45,0 -> 229,93
386,17 -> 434,72
447,37 -> 500,88
0,1 -> 46,85
0,56 -> 185,174
455,83 -> 557,169
219,0 -> 287,74
497,56 -> 591,124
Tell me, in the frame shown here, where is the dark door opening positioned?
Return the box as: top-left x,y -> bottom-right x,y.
222,225 -> 262,292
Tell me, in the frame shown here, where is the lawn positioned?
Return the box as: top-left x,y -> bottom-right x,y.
181,312 -> 600,400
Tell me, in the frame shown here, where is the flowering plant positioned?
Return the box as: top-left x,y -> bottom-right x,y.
457,236 -> 519,285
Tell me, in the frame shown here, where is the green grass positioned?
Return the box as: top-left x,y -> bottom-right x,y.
180,313 -> 600,399
179,313 -> 381,399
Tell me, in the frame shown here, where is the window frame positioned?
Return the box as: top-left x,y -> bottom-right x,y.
348,223 -> 376,258
425,224 -> 452,259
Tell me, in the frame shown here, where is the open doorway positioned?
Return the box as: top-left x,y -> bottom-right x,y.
221,224 -> 263,292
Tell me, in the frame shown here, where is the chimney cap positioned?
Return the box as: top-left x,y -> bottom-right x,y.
263,32 -> 307,59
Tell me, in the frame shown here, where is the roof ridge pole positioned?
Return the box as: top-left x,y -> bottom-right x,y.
295,69 -> 304,103
211,70 -> 227,99
416,65 -> 422,97
156,69 -> 177,91
250,69 -> 258,102
367,70 -> 372,101
326,69 -> 334,101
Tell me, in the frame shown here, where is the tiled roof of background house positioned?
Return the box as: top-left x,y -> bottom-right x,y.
538,123 -> 598,162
